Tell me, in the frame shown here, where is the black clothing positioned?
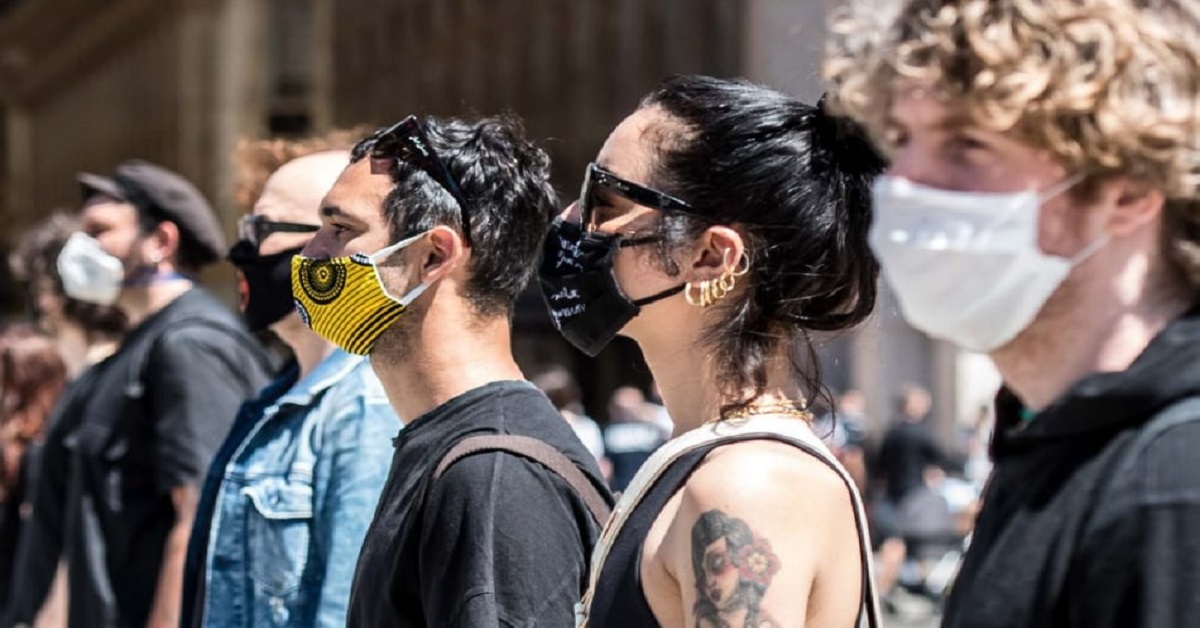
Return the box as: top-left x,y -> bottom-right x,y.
179,361 -> 296,628
588,433 -> 870,627
876,419 -> 953,504
4,288 -> 270,628
0,442 -> 35,609
2,369 -> 97,626
943,303 -> 1200,628
588,440 -> 709,626
347,380 -> 612,628
603,421 -> 666,492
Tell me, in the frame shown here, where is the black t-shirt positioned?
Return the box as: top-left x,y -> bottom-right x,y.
50,288 -> 268,627
876,419 -> 952,504
347,380 -> 612,628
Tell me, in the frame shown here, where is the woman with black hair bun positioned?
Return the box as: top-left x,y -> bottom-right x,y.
540,75 -> 885,627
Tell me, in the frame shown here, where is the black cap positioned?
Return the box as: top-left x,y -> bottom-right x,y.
77,160 -> 226,267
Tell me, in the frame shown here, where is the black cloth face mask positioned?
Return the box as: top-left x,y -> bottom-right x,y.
228,240 -> 305,332
538,219 -> 683,357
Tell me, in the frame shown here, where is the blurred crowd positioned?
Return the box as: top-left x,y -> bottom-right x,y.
1,1 -> 1199,627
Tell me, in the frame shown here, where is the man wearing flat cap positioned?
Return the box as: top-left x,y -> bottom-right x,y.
3,160 -> 271,628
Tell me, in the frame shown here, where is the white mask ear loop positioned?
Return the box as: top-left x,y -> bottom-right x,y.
397,281 -> 430,307
1038,173 -> 1086,203
1036,173 -> 1109,265
369,231 -> 429,264
369,230 -> 431,305
1070,234 -> 1109,265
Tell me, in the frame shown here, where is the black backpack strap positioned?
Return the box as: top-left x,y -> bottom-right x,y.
434,434 -> 611,524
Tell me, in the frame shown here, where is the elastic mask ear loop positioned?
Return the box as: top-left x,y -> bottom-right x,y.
369,231 -> 429,264
397,281 -> 430,307
1038,173 -> 1086,203
1070,234 -> 1109,266
369,230 -> 431,304
1035,174 -> 1108,265
632,284 -> 685,307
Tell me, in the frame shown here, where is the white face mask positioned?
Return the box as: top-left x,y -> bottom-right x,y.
57,232 -> 125,306
869,175 -> 1103,353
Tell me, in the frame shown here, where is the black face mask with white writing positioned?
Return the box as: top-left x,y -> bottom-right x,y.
538,219 -> 683,357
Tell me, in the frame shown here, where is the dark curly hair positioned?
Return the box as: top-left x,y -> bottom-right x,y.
350,114 -> 558,317
638,75 -> 886,415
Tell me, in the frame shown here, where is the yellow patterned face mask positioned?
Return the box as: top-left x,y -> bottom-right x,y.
291,232 -> 429,355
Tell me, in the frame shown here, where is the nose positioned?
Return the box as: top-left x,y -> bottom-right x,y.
301,229 -> 334,258
886,143 -> 928,185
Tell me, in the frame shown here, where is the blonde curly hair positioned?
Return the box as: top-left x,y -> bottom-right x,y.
824,0 -> 1200,286
232,127 -> 372,212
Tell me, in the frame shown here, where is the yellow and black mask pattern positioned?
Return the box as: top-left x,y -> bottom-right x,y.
291,241 -> 428,355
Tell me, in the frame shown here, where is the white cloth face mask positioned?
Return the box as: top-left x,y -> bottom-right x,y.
57,232 -> 125,306
869,174 -> 1103,353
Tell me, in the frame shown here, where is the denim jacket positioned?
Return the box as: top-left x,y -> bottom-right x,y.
196,350 -> 398,627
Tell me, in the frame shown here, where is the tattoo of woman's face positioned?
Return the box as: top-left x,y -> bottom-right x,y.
691,509 -> 781,627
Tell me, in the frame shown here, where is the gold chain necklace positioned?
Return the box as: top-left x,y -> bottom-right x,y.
720,400 -> 813,423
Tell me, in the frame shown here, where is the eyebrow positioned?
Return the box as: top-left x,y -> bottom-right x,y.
320,204 -> 345,219
884,110 -> 975,134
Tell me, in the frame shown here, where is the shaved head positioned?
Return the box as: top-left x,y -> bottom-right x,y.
253,151 -> 349,255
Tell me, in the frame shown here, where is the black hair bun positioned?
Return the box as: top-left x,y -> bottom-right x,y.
813,93 -> 887,175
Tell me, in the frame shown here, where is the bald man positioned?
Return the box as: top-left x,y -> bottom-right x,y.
181,147 -> 400,628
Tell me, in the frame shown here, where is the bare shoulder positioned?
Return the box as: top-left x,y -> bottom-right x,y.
684,438 -> 853,512
654,438 -> 861,627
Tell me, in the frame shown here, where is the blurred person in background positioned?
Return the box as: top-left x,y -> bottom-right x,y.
181,134 -> 398,627
0,326 -> 67,612
876,384 -> 958,508
296,115 -> 611,627
10,160 -> 271,628
3,213 -> 128,628
814,389 -> 870,494
545,75 -> 885,627
601,386 -> 666,492
871,384 -> 959,604
8,214 -> 128,378
828,0 -> 1200,624
532,365 -> 606,464
644,380 -> 675,438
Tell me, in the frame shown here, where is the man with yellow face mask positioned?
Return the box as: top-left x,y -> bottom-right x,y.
294,115 -> 613,627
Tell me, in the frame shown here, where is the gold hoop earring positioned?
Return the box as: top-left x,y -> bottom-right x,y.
685,250 -> 751,309
713,249 -> 750,297
707,279 -> 728,304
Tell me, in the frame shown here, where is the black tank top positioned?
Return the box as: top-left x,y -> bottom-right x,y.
587,433 -> 861,627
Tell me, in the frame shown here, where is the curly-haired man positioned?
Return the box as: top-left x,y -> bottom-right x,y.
827,1 -> 1200,626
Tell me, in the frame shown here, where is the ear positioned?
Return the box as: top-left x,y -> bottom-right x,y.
683,225 -> 746,283
144,221 -> 181,266
1104,178 -> 1164,237
418,225 -> 469,284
